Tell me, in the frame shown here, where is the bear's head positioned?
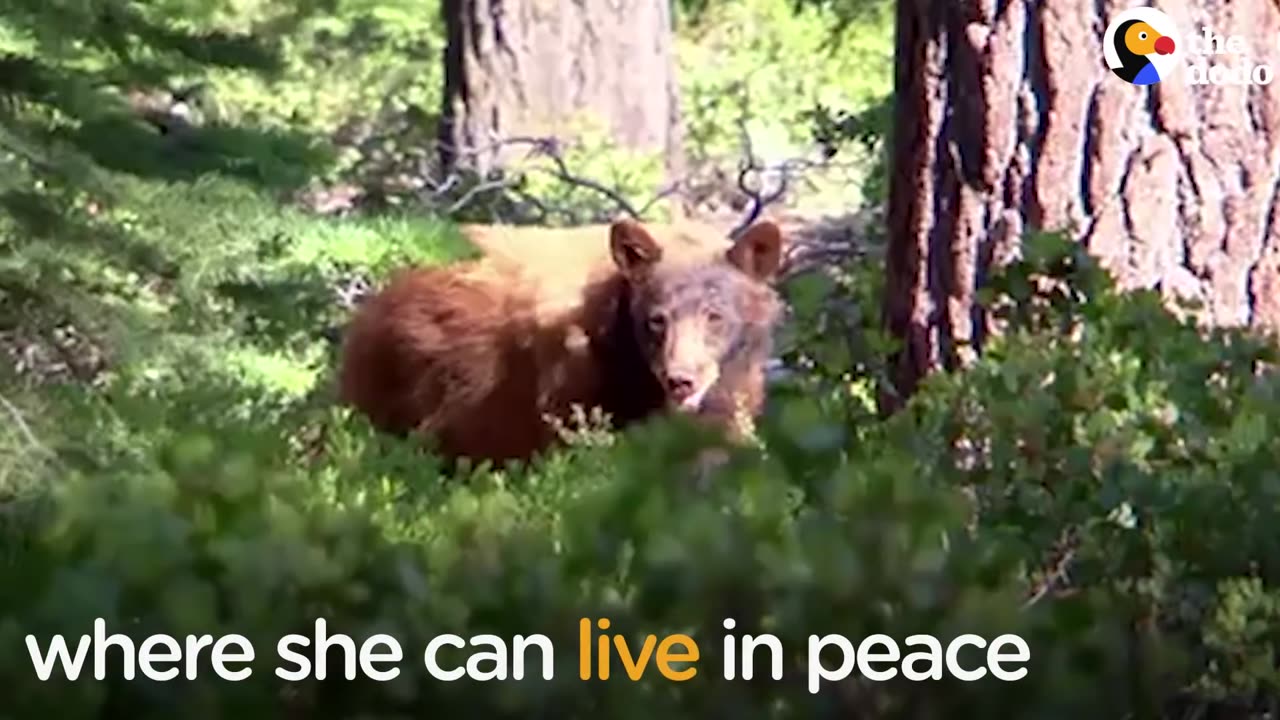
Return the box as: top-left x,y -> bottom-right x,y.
608,218 -> 785,416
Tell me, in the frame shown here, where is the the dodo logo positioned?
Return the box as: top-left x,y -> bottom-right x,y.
1103,7 -> 1180,85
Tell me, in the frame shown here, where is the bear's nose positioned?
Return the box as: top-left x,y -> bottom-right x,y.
665,373 -> 696,400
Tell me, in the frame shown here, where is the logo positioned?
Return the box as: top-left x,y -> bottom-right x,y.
1103,7 -> 1180,85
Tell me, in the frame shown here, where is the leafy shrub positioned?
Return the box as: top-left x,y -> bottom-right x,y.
888,233 -> 1280,714
0,370 -> 1103,719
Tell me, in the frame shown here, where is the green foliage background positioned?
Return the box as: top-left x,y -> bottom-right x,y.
2,0 -> 1278,716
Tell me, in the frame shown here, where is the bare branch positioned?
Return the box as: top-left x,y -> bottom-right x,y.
0,393 -> 55,461
433,135 -> 653,221
327,110 -> 864,238
728,118 -> 793,238
442,176 -> 522,216
1022,526 -> 1080,609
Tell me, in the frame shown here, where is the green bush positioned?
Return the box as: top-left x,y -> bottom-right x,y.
884,233 -> 1280,713
0,371 -> 1099,719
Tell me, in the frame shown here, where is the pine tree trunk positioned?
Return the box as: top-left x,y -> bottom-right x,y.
881,0 -> 1280,409
438,0 -> 685,186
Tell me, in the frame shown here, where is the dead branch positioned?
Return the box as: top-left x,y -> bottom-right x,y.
726,119 -> 862,239
442,176 -> 523,215
511,136 -> 646,219
323,110 -> 862,239
1023,525 -> 1080,609
729,118 -> 789,238
0,392 -> 56,461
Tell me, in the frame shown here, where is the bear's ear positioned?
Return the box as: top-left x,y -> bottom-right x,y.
726,220 -> 783,281
610,218 -> 663,279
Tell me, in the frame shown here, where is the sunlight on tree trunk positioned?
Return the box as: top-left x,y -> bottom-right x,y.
881,0 -> 1280,410
438,0 -> 686,188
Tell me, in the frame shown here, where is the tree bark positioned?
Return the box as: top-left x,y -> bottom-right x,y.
881,0 -> 1280,410
438,0 -> 685,186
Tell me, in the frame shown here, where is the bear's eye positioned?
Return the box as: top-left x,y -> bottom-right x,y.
647,313 -> 666,335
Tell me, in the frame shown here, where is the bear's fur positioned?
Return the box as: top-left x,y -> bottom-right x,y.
457,219 -> 733,320
337,218 -> 785,465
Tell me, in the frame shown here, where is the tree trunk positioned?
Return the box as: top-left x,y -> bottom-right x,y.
438,0 -> 686,187
881,0 -> 1280,410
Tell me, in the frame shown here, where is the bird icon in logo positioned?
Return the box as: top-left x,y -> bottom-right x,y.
1108,14 -> 1177,85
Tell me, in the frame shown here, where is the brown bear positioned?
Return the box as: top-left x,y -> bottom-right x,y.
336,218 -> 786,466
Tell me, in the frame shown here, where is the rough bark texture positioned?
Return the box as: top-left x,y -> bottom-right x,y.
438,0 -> 685,183
882,0 -> 1280,407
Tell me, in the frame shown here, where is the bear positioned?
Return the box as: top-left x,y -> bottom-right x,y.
336,217 -> 786,466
